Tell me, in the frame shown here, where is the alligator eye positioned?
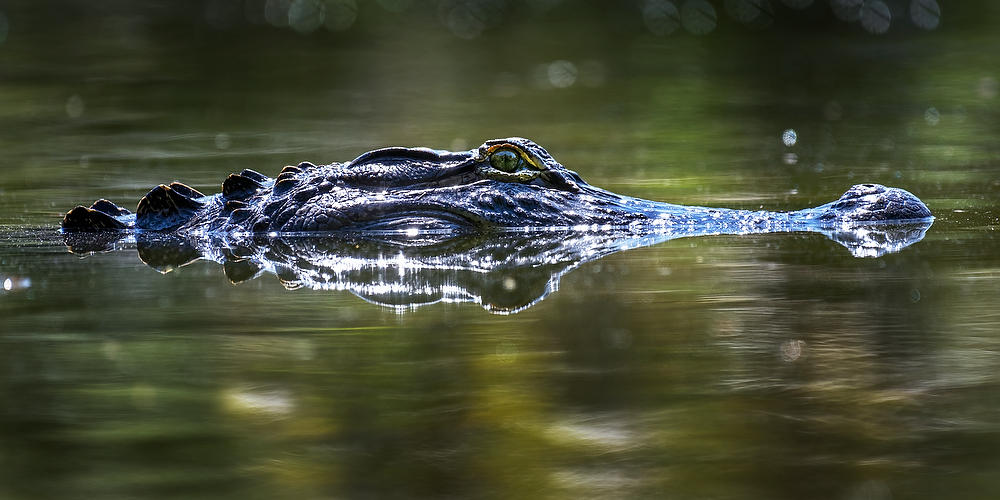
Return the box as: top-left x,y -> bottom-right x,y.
489,149 -> 521,172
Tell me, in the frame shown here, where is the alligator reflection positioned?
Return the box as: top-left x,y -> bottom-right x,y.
64,222 -> 931,314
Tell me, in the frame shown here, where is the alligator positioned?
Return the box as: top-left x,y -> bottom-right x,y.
61,137 -> 933,237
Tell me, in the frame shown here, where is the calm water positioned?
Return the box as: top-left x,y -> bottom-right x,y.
1,2 -> 999,499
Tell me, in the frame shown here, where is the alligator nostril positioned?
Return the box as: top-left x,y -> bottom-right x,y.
861,184 -> 875,188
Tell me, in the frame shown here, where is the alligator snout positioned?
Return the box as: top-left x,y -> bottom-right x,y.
815,184 -> 932,222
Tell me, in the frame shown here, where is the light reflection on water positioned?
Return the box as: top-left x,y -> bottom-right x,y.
0,1 -> 999,498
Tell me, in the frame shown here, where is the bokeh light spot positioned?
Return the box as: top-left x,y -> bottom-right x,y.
978,77 -> 998,99
547,60 -> 578,89
681,0 -> 717,35
288,0 -> 325,34
782,128 -> 797,146
780,339 -> 805,362
439,0 -> 504,40
503,277 -> 517,291
215,133 -> 231,150
830,0 -> 862,22
909,0 -> 940,30
324,0 -> 357,31
725,0 -> 774,30
444,3 -> 486,39
924,107 -> 940,126
642,0 -> 680,36
66,94 -> 85,118
860,0 -> 891,34
264,0 -> 291,27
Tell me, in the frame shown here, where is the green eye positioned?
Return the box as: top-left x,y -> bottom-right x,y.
489,149 -> 521,172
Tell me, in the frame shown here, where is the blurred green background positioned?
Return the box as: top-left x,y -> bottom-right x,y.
1,1 -> 1000,499
1,0 -> 997,222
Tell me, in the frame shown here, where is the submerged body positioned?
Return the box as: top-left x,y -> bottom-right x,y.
61,138 -> 932,236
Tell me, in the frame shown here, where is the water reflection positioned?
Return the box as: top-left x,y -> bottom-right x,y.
63,220 -> 931,313
1,275 -> 31,293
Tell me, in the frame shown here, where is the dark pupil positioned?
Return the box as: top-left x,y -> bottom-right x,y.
490,150 -> 521,172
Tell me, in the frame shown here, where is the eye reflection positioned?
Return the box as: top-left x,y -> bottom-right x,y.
489,149 -> 521,172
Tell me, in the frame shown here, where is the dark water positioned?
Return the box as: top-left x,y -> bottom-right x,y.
1,1 -> 999,499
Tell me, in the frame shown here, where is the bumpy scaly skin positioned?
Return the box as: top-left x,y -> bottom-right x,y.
810,183 -> 935,222
61,137 -> 932,235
